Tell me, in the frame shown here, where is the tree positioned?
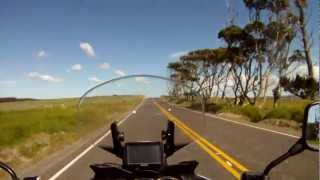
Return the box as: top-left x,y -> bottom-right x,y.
242,0 -> 304,107
264,17 -> 298,107
294,0 -> 314,79
167,61 -> 198,100
218,23 -> 270,105
280,75 -> 319,99
166,0 -> 317,107
180,48 -> 227,107
272,0 -> 317,101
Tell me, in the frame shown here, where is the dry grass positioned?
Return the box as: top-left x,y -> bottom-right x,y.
166,96 -> 312,123
0,95 -> 143,177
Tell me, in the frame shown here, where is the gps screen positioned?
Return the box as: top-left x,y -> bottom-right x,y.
125,142 -> 162,165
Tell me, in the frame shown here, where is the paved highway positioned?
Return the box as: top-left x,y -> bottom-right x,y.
24,98 -> 318,180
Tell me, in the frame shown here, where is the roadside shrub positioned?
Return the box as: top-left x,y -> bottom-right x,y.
265,108 -> 291,120
240,105 -> 263,122
206,103 -> 224,113
189,102 -> 203,111
219,103 -> 242,114
175,98 -> 186,104
264,107 -> 304,123
287,108 -> 304,123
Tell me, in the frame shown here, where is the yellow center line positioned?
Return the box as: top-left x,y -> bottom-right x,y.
154,102 -> 249,179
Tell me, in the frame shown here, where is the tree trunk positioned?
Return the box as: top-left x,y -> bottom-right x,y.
233,95 -> 238,105
221,68 -> 231,100
272,85 -> 281,108
296,0 -> 314,78
238,95 -> 245,106
259,71 -> 273,108
202,96 -> 209,112
221,82 -> 227,100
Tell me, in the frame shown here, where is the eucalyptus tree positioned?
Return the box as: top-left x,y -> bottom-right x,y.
218,24 -> 269,105
280,75 -> 318,99
266,0 -> 316,102
167,0 -> 317,106
241,0 -> 308,106
294,0 -> 314,78
263,0 -> 300,106
180,48 -> 229,106
167,61 -> 198,100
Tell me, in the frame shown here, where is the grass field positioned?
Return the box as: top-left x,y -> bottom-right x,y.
166,96 -> 311,128
0,95 -> 143,176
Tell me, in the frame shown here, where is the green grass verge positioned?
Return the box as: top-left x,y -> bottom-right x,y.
0,95 -> 143,172
166,97 -> 310,124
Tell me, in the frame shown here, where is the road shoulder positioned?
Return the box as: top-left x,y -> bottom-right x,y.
165,101 -> 301,139
20,99 -> 145,179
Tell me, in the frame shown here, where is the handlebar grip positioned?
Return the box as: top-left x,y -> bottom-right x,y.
23,177 -> 41,180
241,172 -> 266,180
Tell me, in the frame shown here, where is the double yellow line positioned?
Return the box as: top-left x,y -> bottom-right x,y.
154,102 -> 248,179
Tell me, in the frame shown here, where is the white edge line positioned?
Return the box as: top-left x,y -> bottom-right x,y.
48,99 -> 145,180
208,114 -> 300,139
166,102 -> 300,139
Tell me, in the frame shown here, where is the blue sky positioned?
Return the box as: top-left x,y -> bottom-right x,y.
0,0 -> 318,98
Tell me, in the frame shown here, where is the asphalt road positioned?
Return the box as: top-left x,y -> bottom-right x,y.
26,98 -> 318,180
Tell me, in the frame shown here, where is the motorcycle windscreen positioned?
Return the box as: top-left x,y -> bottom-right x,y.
77,75 -> 207,166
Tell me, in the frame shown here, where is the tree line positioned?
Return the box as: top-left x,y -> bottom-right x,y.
168,0 -> 319,108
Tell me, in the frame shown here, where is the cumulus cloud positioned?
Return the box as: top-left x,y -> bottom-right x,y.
99,62 -> 110,70
71,64 -> 83,71
135,77 -> 150,84
114,69 -> 126,76
33,50 -> 48,59
315,66 -> 320,80
169,51 -> 188,59
88,76 -> 102,83
80,42 -> 95,58
288,65 -> 319,80
28,72 -> 63,83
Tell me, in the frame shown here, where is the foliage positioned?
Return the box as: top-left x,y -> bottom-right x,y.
240,105 -> 263,122
167,0 -> 315,107
168,96 -> 309,124
280,75 -> 319,99
265,108 -> 291,120
218,25 -> 245,47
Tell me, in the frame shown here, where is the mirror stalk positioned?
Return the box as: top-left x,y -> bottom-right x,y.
263,139 -> 305,175
110,122 -> 124,158
0,162 -> 19,180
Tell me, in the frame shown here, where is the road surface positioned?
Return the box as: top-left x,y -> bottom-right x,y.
24,98 -> 318,180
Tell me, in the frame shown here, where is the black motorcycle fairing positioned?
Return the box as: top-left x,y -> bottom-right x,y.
90,161 -> 203,180
90,163 -> 132,180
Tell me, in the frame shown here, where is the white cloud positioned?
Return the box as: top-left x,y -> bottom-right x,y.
28,72 -> 63,83
0,81 -> 16,85
88,76 -> 102,83
80,42 -> 95,58
33,50 -> 48,59
288,65 -> 319,80
169,51 -> 188,59
99,62 -> 110,70
135,77 -> 150,84
266,74 -> 279,86
315,66 -> 320,81
114,69 -> 126,76
71,64 -> 83,71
